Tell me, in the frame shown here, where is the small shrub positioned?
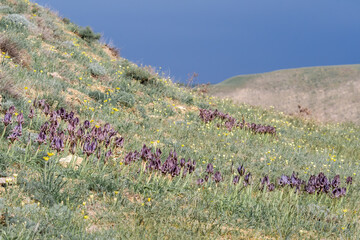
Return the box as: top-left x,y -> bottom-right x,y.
89,62 -> 107,77
0,5 -> 13,14
180,94 -> 194,105
23,167 -> 67,207
62,40 -> 75,48
125,65 -> 155,84
31,5 -> 41,15
13,1 -> 29,13
71,25 -> 101,43
62,17 -> 70,24
197,102 -> 210,109
113,90 -> 135,108
88,90 -> 107,102
0,14 -> 34,31
87,174 -> 119,193
0,99 -> 15,112
137,105 -> 148,119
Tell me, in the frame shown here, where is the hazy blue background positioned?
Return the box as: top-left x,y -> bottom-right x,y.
34,0 -> 360,84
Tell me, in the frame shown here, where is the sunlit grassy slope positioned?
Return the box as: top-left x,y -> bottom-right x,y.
212,65 -> 360,123
0,1 -> 359,239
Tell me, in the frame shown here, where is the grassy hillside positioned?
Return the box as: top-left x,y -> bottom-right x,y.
212,65 -> 360,123
0,0 -> 359,239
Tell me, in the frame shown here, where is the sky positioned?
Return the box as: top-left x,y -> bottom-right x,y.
34,0 -> 360,84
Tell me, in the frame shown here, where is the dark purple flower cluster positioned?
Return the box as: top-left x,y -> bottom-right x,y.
8,121 -> 22,143
199,108 -> 276,135
197,163 -> 223,185
124,145 -> 196,178
2,112 -> 12,127
2,106 -> 15,127
260,175 -> 275,192
196,161 -> 352,199
31,99 -> 124,158
197,163 -> 252,186
277,172 -> 351,198
234,165 -> 251,186
2,106 -> 24,143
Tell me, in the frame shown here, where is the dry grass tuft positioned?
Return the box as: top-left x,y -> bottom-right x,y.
0,72 -> 21,100
104,43 -> 120,58
0,35 -> 31,67
35,17 -> 54,41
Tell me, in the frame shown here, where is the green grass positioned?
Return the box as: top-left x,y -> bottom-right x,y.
0,0 -> 359,239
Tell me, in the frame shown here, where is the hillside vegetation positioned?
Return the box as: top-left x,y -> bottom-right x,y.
212,65 -> 360,123
0,0 -> 359,239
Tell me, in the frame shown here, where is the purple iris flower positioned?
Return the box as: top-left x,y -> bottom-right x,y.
332,187 -> 346,198
244,172 -> 251,186
76,128 -> 84,139
83,139 -> 97,156
155,148 -> 162,158
8,132 -> 20,143
36,131 -> 47,145
204,175 -> 209,182
346,176 -> 353,185
67,111 -> 75,122
71,117 -> 79,126
58,108 -> 66,120
331,175 -> 340,188
11,123 -> 22,136
28,108 -> 35,119
2,113 -> 12,126
213,171 -> 222,183
233,175 -> 240,185
180,158 -> 185,167
83,120 -> 90,129
67,123 -> 75,135
114,137 -> 124,148
261,175 -> 270,186
51,136 -> 64,152
69,142 -> 77,154
43,104 -> 50,116
278,175 -> 290,186
206,163 -> 214,175
16,113 -> 24,124
305,185 -> 316,194
105,149 -> 112,158
237,165 -> 245,176
197,178 -> 205,185
8,106 -> 15,114
267,183 -> 275,192
37,99 -> 46,108
104,123 -> 111,132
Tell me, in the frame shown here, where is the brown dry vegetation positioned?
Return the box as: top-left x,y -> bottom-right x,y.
0,72 -> 21,100
103,43 -> 120,59
212,65 -> 360,123
0,35 -> 31,67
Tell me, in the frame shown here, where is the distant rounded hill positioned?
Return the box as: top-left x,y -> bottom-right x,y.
211,65 -> 360,124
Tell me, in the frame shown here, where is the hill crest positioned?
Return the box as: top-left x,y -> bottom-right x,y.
213,64 -> 360,123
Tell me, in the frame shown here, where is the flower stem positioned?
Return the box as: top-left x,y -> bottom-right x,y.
1,126 -> 7,139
